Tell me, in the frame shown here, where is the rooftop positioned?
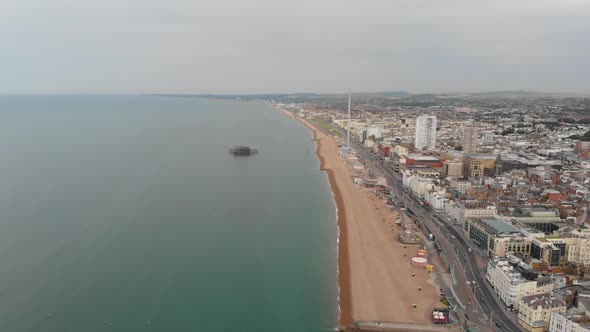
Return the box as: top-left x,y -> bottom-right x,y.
407,153 -> 440,161
478,218 -> 520,235
520,293 -> 565,310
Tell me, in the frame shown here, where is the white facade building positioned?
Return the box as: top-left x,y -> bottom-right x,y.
415,115 -> 437,150
366,126 -> 383,139
444,202 -> 497,224
486,257 -> 553,310
424,190 -> 445,210
550,314 -> 590,332
402,171 -> 436,198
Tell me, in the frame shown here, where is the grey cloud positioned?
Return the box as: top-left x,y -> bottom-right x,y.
1,0 -> 589,94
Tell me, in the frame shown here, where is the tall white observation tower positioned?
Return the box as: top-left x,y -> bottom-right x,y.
347,92 -> 351,147
414,115 -> 437,150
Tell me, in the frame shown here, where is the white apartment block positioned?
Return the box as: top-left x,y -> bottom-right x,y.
487,257 -> 554,310
415,115 -> 437,150
402,172 -> 436,198
424,190 -> 445,210
366,126 -> 383,139
444,202 -> 497,225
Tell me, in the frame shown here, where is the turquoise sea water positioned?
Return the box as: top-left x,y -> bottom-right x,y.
0,96 -> 338,332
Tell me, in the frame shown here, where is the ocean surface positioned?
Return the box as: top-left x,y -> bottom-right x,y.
0,96 -> 338,332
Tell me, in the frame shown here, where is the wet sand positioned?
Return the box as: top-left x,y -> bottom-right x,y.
282,110 -> 439,325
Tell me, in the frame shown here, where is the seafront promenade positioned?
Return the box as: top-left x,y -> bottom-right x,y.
281,110 -> 441,327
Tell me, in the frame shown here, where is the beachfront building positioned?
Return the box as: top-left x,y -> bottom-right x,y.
463,218 -> 528,256
446,201 -> 497,225
406,177 -> 435,198
424,190 -> 446,210
401,153 -> 445,169
403,170 -> 438,197
518,293 -> 566,332
487,256 -> 554,310
415,115 -> 437,150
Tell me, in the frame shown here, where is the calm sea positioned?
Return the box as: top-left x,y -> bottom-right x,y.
0,95 -> 338,332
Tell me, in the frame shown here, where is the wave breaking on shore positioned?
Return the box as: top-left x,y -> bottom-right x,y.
280,109 -> 352,326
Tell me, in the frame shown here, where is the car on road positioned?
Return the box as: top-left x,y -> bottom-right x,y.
494,321 -> 502,328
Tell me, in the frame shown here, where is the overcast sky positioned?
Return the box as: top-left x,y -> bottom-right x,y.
1,0 -> 589,94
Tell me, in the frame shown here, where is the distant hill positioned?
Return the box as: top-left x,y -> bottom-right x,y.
152,93 -> 325,103
151,91 -> 410,102
375,91 -> 411,97
151,90 -> 589,107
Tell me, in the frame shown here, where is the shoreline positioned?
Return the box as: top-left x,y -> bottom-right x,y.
315,136 -> 354,327
280,108 -> 440,326
280,110 -> 353,326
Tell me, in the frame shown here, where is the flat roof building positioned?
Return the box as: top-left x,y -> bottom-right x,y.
464,218 -> 529,256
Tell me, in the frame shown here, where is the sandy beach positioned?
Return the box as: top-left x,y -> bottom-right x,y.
283,110 -> 440,326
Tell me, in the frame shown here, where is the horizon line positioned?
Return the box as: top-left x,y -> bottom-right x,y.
1,90 -> 589,97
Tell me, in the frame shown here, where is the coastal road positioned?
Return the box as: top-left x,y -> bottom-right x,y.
303,115 -> 447,326
337,133 -> 521,331
349,140 -> 523,332
308,118 -> 522,331
312,120 -> 481,326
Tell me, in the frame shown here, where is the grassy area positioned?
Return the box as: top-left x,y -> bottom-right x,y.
308,117 -> 342,137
